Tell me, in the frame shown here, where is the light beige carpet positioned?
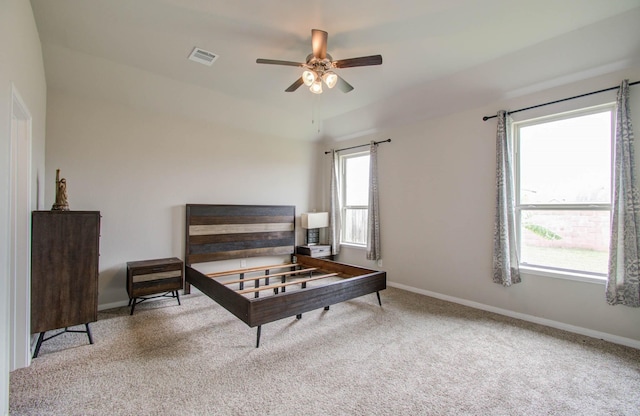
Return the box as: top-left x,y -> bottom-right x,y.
10,287 -> 640,415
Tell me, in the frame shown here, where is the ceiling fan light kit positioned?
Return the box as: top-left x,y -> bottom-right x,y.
256,29 -> 382,94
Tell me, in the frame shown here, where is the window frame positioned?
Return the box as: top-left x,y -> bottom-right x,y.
339,150 -> 370,247
512,103 -> 616,283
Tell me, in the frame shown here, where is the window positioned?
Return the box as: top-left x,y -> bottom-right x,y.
340,151 -> 370,246
514,105 -> 614,277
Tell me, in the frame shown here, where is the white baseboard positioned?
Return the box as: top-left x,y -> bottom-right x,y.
387,281 -> 640,350
98,300 -> 129,311
98,288 -> 201,312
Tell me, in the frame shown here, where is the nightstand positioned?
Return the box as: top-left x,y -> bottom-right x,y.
126,257 -> 183,315
296,245 -> 332,259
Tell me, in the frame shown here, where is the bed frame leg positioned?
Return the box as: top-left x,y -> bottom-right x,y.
376,291 -> 382,306
296,314 -> 302,320
256,326 -> 261,348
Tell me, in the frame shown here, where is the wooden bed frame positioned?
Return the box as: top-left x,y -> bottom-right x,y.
184,204 -> 386,347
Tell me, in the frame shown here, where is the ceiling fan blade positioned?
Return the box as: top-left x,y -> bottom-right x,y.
285,77 -> 304,92
256,58 -> 305,67
333,55 -> 383,68
311,29 -> 328,59
336,75 -> 354,93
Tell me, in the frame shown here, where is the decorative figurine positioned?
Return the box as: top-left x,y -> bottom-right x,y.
51,169 -> 70,211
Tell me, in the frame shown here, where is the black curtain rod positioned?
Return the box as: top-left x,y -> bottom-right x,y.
482,80 -> 640,121
324,138 -> 391,154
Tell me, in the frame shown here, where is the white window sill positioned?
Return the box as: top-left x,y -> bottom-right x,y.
520,266 -> 606,285
339,243 -> 366,250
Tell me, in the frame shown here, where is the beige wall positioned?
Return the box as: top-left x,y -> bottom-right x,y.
0,0 -> 47,412
44,91 -> 317,306
325,68 -> 640,346
2,4 -> 637,415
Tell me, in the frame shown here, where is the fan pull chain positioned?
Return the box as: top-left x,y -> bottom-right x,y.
312,95 -> 321,134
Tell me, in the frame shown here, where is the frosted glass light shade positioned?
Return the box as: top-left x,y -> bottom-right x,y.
323,72 -> 338,88
302,70 -> 317,86
310,80 -> 323,94
301,212 -> 329,229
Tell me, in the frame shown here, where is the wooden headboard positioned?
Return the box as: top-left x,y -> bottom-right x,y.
185,204 -> 296,266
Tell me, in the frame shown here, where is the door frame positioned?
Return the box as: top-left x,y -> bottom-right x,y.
9,83 -> 33,370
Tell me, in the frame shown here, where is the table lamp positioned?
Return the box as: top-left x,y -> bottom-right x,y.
301,212 -> 329,245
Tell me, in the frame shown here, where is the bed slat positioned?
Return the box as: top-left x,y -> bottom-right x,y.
236,273 -> 338,295
206,263 -> 298,278
221,268 -> 317,285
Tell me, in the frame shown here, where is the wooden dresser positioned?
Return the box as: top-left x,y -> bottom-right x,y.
31,211 -> 101,356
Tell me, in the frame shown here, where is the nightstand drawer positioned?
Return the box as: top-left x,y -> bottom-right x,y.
296,245 -> 332,258
131,269 -> 182,283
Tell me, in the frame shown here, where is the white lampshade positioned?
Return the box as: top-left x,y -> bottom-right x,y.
302,70 -> 317,86
309,80 -> 323,94
301,212 -> 329,229
322,72 -> 338,88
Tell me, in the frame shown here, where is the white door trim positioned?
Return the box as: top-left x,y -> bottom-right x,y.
9,83 -> 32,370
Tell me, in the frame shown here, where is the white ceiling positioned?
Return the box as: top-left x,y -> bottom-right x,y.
30,0 -> 640,141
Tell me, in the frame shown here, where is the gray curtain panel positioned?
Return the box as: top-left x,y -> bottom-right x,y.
329,149 -> 341,256
366,141 -> 381,261
606,80 -> 640,307
493,110 -> 521,286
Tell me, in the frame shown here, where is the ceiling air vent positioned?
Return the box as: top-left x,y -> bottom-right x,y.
188,47 -> 218,66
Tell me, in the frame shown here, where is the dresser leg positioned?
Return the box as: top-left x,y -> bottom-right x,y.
85,323 -> 94,344
33,332 -> 46,358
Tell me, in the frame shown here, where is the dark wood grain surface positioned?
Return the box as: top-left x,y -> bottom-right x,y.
185,204 -> 295,265
31,211 -> 100,333
126,257 -> 183,298
183,204 -> 386,346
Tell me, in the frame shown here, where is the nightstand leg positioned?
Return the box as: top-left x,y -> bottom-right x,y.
130,298 -> 137,315
175,291 -> 181,305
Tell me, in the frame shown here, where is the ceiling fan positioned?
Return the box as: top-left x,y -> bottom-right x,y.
256,29 -> 382,94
